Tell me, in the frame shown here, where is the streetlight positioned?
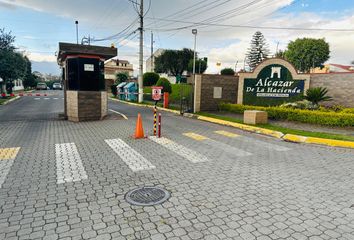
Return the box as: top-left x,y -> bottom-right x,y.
75,21 -> 79,44
192,29 -> 197,79
192,29 -> 197,113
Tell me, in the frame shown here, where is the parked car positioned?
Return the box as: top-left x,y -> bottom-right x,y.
36,82 -> 48,90
52,83 -> 62,90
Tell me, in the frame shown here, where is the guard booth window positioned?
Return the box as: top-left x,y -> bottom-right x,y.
67,57 -> 105,91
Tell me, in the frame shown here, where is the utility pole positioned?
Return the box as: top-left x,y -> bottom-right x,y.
151,31 -> 154,72
138,0 -> 144,103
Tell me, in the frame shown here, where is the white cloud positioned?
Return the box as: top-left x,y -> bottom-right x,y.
3,0 -> 353,74
26,52 -> 57,62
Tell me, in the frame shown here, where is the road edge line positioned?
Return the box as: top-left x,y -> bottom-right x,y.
109,109 -> 128,120
109,97 -> 180,114
1,96 -> 21,105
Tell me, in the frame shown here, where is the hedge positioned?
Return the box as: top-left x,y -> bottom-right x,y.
219,103 -> 354,127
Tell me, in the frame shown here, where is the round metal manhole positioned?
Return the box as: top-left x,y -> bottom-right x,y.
125,187 -> 170,206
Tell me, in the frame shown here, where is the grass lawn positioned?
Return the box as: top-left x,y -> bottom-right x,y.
198,112 -> 354,142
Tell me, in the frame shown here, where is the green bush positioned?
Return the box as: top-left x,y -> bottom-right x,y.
111,84 -> 118,96
115,72 -> 128,84
169,83 -> 193,104
219,103 -> 354,127
156,77 -> 172,94
305,87 -> 332,105
143,72 -> 160,86
220,68 -> 235,75
342,108 -> 354,114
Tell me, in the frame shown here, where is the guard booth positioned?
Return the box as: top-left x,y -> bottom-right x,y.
57,43 -> 117,122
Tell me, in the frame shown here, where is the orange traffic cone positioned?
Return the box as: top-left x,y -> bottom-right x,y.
134,113 -> 145,139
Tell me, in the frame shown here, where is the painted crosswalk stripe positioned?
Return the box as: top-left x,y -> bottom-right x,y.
53,98 -> 59,100
55,143 -> 88,184
183,132 -> 251,157
0,147 -> 20,189
246,138 -> 291,151
44,98 -> 50,100
183,132 -> 208,141
105,138 -> 155,172
34,98 -> 40,100
149,136 -> 208,163
214,130 -> 240,138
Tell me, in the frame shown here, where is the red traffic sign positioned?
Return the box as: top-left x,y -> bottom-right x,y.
151,86 -> 163,101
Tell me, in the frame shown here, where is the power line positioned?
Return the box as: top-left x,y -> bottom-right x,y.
146,17 -> 354,32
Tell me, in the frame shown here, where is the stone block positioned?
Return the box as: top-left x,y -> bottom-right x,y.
244,110 -> 268,125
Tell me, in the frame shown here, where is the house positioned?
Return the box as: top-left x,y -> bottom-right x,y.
104,58 -> 134,80
145,48 -> 165,73
13,79 -> 24,91
311,64 -> 354,73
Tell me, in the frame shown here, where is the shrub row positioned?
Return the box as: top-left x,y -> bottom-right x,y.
219,103 -> 354,127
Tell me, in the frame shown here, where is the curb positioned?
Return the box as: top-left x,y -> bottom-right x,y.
196,115 -> 284,139
109,97 -> 181,115
110,98 -> 354,149
283,134 -> 354,148
1,96 -> 20,105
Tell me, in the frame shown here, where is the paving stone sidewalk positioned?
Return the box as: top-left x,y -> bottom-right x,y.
0,106 -> 354,240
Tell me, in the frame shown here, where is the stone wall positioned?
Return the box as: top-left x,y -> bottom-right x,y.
66,90 -> 107,122
310,73 -> 354,107
105,79 -> 114,93
196,74 -> 239,111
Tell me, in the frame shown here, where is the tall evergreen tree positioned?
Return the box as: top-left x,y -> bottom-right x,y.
246,31 -> 270,71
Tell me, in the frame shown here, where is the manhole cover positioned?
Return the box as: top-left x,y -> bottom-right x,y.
125,187 -> 170,206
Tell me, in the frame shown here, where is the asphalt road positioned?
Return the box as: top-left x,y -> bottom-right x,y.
0,90 -> 64,122
0,96 -> 354,240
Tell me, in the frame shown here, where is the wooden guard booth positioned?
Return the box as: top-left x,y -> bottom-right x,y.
57,43 -> 117,122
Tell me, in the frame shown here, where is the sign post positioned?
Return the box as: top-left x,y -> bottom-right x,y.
151,86 -> 163,136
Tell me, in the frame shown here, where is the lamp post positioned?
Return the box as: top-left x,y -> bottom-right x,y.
192,29 -> 197,113
75,21 -> 79,44
192,29 -> 197,79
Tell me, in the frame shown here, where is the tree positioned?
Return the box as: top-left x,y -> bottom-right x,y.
284,38 -> 330,73
275,50 -> 286,58
246,31 -> 270,71
0,28 -> 15,51
305,87 -> 332,106
0,29 -> 27,93
23,56 -> 37,89
115,72 -> 128,84
143,72 -> 160,86
220,68 -> 235,75
0,50 -> 27,93
187,58 -> 207,74
156,77 -> 172,94
155,48 -> 194,76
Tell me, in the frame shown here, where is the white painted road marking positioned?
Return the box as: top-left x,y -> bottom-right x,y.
44,98 -> 50,100
0,147 -> 20,189
55,143 -> 88,184
0,159 -> 15,189
248,138 -> 291,151
204,139 -> 252,157
149,136 -> 208,163
34,98 -> 40,100
53,98 -> 59,100
183,132 -> 252,157
109,109 -> 128,119
105,138 -> 155,172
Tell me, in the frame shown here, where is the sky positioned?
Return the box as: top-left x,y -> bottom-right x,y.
0,0 -> 354,75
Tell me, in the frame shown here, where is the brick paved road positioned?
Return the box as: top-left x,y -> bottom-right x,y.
0,98 -> 353,240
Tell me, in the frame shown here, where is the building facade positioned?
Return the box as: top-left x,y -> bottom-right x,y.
145,48 -> 165,73
104,59 -> 134,81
